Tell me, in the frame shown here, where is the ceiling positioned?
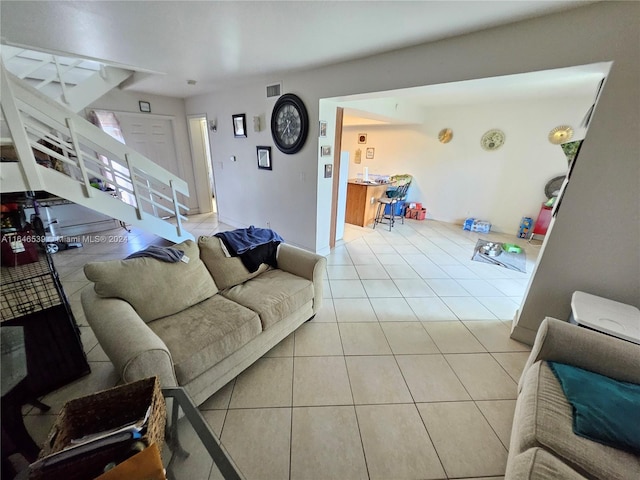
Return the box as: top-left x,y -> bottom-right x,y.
0,0 -> 595,98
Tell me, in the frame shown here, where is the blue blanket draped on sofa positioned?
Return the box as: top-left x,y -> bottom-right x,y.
215,226 -> 283,255
215,226 -> 284,273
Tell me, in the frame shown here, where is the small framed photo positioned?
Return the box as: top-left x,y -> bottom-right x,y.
324,163 -> 333,179
366,147 -> 375,159
358,133 -> 367,144
256,146 -> 272,170
232,114 -> 247,138
321,145 -> 332,157
139,101 -> 151,113
319,121 -> 328,138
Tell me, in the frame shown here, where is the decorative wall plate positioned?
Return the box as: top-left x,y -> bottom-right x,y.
548,125 -> 574,145
481,129 -> 505,151
438,128 -> 453,144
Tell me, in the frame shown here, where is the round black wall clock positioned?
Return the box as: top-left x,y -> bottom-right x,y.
271,93 -> 309,154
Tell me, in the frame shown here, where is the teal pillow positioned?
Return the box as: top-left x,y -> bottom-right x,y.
548,361 -> 640,454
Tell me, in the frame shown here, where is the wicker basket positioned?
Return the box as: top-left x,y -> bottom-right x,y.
29,377 -> 166,480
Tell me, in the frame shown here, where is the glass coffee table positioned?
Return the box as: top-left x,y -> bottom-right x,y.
162,388 -> 244,480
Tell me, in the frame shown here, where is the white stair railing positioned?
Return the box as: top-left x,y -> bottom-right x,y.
0,61 -> 193,244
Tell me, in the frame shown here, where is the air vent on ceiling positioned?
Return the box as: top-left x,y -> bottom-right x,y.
266,83 -> 282,98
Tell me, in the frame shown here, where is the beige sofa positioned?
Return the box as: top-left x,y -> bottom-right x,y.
506,317 -> 640,479
81,236 -> 326,406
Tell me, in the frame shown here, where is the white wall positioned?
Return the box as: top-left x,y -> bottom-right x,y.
87,89 -> 199,212
184,2 -> 639,341
184,89 -> 319,249
341,93 -> 591,234
512,5 -> 640,341
315,101 -> 339,252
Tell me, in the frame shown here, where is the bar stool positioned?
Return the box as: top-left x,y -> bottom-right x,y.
373,181 -> 410,231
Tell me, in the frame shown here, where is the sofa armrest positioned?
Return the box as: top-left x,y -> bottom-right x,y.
519,317 -> 640,391
81,286 -> 178,388
277,243 -> 327,313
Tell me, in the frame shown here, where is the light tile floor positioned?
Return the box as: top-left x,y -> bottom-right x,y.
22,214 -> 540,480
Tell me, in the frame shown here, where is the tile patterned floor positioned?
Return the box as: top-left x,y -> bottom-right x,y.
22,214 -> 540,480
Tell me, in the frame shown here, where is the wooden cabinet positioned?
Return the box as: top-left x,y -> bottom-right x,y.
345,181 -> 389,227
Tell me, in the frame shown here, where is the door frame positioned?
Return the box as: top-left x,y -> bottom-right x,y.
329,107 -> 344,249
187,114 -> 215,214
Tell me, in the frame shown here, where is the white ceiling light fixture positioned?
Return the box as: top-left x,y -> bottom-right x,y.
548,125 -> 574,144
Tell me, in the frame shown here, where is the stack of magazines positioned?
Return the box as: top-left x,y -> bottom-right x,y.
30,406 -> 151,470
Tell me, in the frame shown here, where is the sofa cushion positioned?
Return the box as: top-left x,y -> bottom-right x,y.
84,240 -> 218,323
222,269 -> 314,329
514,361 -> 640,480
198,235 -> 269,289
507,448 -> 588,480
148,294 -> 261,384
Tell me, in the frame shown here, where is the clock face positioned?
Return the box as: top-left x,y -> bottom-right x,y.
481,129 -> 505,151
271,94 -> 309,154
276,105 -> 301,145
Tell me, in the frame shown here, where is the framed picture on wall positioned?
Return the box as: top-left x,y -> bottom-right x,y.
319,121 -> 327,137
232,114 -> 247,138
366,147 -> 375,159
256,146 -> 272,170
321,145 -> 331,157
139,101 -> 151,113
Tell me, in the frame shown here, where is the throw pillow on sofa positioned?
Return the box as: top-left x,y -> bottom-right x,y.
198,235 -> 270,290
84,239 -> 218,322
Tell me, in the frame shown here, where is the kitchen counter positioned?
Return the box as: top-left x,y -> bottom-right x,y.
345,180 -> 392,227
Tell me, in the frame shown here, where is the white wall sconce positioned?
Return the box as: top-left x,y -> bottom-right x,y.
209,120 -> 217,132
253,115 -> 261,132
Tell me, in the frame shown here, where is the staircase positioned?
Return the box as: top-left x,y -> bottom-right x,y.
0,57 -> 193,244
1,45 -> 135,114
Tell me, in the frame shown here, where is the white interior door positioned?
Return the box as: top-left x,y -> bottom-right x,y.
117,113 -> 180,216
117,114 -> 179,175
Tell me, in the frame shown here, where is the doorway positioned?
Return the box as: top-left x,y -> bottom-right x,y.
187,115 -> 216,214
324,62 -> 611,251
